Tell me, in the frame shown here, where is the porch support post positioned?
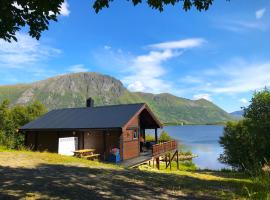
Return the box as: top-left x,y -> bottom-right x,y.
156,157 -> 160,170
120,131 -> 124,161
82,132 -> 85,149
154,128 -> 158,144
169,152 -> 172,171
24,132 -> 27,146
176,150 -> 179,170
77,131 -> 81,150
143,129 -> 146,140
165,154 -> 167,168
57,132 -> 60,152
103,131 -> 107,160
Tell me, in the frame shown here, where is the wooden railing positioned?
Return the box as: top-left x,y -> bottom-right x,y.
152,140 -> 177,157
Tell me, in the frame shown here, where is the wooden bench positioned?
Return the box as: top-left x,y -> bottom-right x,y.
83,154 -> 100,160
73,149 -> 95,158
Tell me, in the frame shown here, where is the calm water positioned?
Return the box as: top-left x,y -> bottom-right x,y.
148,125 -> 229,170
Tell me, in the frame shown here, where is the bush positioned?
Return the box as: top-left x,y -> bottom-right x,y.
0,99 -> 46,149
219,88 -> 270,172
145,134 -> 155,142
159,131 -> 172,143
244,171 -> 270,199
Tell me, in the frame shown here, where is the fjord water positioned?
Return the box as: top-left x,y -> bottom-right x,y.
150,125 -> 229,170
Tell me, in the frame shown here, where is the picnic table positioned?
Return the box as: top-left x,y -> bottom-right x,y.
73,149 -> 100,160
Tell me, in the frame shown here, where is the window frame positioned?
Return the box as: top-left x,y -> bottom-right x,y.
133,130 -> 138,139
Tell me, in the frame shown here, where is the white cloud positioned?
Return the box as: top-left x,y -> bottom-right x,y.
0,33 -> 61,68
239,98 -> 248,104
68,64 -> 88,73
256,8 -> 266,19
104,45 -> 112,50
148,38 -> 205,50
119,38 -> 206,94
217,19 -> 267,32
193,93 -> 212,101
127,81 -> 145,92
210,61 -> 270,93
122,50 -> 176,93
182,59 -> 270,95
60,1 -> 70,16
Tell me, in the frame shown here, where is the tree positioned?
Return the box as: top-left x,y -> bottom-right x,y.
0,99 -> 46,149
1,0 -> 214,42
0,0 -> 64,42
145,133 -> 155,142
159,131 -> 172,142
93,0 -> 213,13
219,88 -> 270,171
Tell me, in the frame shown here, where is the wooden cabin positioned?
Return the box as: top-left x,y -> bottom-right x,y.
20,98 -> 166,161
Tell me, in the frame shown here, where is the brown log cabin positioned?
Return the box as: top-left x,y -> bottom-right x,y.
20,98 -> 178,164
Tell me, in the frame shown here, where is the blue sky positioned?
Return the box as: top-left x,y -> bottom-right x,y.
0,1 -> 270,112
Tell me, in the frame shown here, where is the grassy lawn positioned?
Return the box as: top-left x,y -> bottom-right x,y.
0,148 -> 262,200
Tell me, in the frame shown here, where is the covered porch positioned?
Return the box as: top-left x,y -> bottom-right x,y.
120,140 -> 179,169
78,128 -> 122,161
138,107 -> 160,150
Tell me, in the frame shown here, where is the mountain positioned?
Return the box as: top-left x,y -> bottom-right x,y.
230,110 -> 244,119
0,72 -> 235,124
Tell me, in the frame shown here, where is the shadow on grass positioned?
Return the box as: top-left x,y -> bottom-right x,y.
0,164 -> 251,200
195,169 -> 249,179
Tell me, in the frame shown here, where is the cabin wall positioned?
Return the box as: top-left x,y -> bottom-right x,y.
83,131 -> 104,155
25,129 -> 121,160
25,131 -> 82,152
122,116 -> 140,160
83,130 -> 121,160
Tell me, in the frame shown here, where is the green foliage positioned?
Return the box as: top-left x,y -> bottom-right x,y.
243,171 -> 270,200
179,150 -> 193,156
145,133 -> 155,142
0,0 -> 64,42
2,0 -> 216,42
93,0 -> 213,13
219,88 -> 270,172
180,160 -> 197,171
159,131 -> 172,143
0,99 -> 46,149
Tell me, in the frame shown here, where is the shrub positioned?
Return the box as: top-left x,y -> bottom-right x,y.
0,99 -> 46,149
145,134 -> 155,142
159,131 -> 172,143
219,88 -> 270,172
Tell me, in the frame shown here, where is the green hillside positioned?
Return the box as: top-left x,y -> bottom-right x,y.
0,72 -> 235,124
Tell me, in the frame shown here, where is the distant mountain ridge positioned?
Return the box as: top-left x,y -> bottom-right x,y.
230,110 -> 244,119
0,72 -> 235,124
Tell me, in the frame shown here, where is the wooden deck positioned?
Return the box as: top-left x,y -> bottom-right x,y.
120,151 -> 152,168
120,140 -> 178,168
152,140 -> 177,157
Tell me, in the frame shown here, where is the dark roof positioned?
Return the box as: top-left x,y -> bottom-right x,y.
20,103 -> 146,130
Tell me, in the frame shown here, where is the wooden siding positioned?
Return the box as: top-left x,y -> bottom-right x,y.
105,130 -> 121,157
25,131 -> 81,152
83,131 -> 104,155
122,116 -> 140,160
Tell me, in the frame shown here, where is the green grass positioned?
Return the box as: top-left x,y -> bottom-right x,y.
1,148 -> 268,199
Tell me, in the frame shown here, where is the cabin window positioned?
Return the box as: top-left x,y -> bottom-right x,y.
133,130 -> 137,139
